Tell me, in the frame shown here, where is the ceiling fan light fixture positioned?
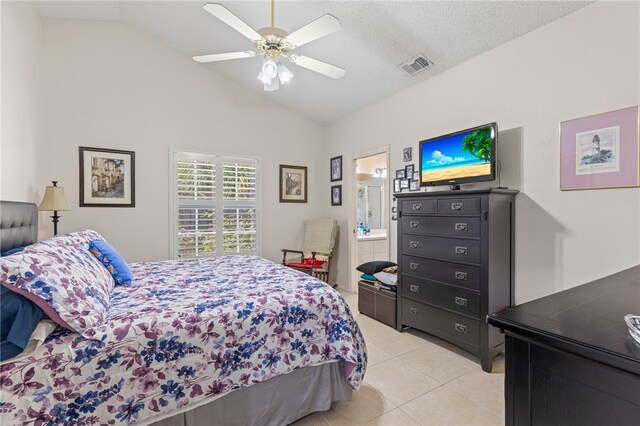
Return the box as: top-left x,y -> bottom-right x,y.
262,58 -> 278,79
278,64 -> 293,84
257,71 -> 272,85
264,75 -> 280,92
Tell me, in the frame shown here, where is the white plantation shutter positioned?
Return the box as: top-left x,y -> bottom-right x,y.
171,151 -> 260,258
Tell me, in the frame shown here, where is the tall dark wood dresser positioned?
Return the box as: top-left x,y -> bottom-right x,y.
395,188 -> 517,372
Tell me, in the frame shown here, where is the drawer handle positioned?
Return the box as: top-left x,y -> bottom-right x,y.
454,271 -> 468,280
455,296 -> 468,306
454,323 -> 468,334
409,221 -> 420,228
409,307 -> 419,316
409,241 -> 420,249
409,262 -> 419,270
455,246 -> 467,255
409,284 -> 419,293
412,203 -> 422,210
454,223 -> 467,231
451,202 -> 463,211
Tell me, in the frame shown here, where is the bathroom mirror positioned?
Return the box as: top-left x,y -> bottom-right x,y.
356,178 -> 385,230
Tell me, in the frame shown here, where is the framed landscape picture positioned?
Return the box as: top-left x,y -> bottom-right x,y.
280,165 -> 308,203
79,147 -> 135,207
330,155 -> 342,182
560,106 -> 639,190
331,185 -> 342,206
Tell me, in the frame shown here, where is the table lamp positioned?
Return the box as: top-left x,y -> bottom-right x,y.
38,181 -> 71,236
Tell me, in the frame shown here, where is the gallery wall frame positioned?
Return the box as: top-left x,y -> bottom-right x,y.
560,106 -> 639,190
330,155 -> 343,182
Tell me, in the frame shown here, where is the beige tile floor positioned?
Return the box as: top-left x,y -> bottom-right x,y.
294,290 -> 505,426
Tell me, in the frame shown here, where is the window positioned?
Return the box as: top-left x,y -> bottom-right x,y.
170,151 -> 260,258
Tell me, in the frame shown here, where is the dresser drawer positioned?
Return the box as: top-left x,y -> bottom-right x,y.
402,276 -> 480,318
437,197 -> 481,216
401,216 -> 481,238
401,255 -> 480,291
400,199 -> 436,215
401,234 -> 481,264
402,299 -> 479,351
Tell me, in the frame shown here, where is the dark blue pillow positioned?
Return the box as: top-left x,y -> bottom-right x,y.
1,246 -> 26,257
1,285 -> 44,361
88,239 -> 133,285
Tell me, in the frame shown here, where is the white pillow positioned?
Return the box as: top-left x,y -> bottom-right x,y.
373,271 -> 397,286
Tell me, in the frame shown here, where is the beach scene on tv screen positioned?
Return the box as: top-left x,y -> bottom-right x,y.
421,127 -> 492,182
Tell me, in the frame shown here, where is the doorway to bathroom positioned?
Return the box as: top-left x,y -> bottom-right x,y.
348,148 -> 390,292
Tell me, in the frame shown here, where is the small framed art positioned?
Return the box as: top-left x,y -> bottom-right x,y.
413,171 -> 420,181
410,180 -> 420,191
280,165 -> 308,203
400,179 -> 410,189
393,179 -> 401,193
79,147 -> 135,207
403,147 -> 412,162
560,106 -> 639,190
405,164 -> 415,177
330,155 -> 342,182
396,169 -> 406,179
331,185 -> 342,206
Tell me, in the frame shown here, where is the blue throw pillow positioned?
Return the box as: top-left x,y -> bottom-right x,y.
1,246 -> 26,257
1,285 -> 44,361
88,240 -> 133,285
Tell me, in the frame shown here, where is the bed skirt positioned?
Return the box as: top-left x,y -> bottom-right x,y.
149,361 -> 352,426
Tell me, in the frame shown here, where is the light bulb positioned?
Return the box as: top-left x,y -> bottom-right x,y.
257,71 -> 271,85
262,58 -> 278,79
278,64 -> 293,84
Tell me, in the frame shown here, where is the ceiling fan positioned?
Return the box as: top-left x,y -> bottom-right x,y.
193,0 -> 345,92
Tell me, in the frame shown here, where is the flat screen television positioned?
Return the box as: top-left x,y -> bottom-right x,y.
419,122 -> 497,187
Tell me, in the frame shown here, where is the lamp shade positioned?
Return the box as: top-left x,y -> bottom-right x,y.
39,183 -> 71,211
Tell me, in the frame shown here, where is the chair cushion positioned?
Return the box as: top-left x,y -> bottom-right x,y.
286,262 -> 312,269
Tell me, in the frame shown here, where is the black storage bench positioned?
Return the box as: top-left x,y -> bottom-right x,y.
358,281 -> 397,328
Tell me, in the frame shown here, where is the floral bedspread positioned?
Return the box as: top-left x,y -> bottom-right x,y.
0,256 -> 367,425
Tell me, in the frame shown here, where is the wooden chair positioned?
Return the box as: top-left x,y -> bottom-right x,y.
282,219 -> 338,285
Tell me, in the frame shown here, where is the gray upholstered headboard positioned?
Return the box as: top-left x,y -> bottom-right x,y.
0,201 -> 38,252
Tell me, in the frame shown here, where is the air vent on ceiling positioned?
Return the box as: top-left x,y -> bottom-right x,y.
399,55 -> 433,76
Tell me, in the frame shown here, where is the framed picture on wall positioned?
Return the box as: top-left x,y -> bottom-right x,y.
330,155 -> 342,181
331,185 -> 342,206
405,164 -> 415,177
393,179 -> 401,193
403,147 -> 412,162
410,180 -> 420,191
560,105 -> 639,190
279,164 -> 308,203
396,169 -> 405,179
413,171 -> 420,181
400,179 -> 410,189
79,147 -> 135,207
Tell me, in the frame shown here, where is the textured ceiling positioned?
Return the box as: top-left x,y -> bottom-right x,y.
34,1 -> 590,124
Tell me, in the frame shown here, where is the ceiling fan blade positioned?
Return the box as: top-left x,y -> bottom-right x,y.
289,55 -> 345,79
203,3 -> 262,42
193,51 -> 257,63
285,14 -> 341,48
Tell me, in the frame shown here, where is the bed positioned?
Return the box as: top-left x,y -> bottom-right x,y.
0,201 -> 367,425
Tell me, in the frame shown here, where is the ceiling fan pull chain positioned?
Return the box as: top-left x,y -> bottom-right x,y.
271,0 -> 275,28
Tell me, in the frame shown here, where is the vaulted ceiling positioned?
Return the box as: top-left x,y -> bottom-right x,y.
35,1 -> 590,124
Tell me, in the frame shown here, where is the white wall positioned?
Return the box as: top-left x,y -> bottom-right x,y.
38,18 -> 325,264
1,1 -> 42,205
324,1 -> 640,303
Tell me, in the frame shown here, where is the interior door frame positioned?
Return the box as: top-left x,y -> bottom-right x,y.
348,146 -> 390,293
